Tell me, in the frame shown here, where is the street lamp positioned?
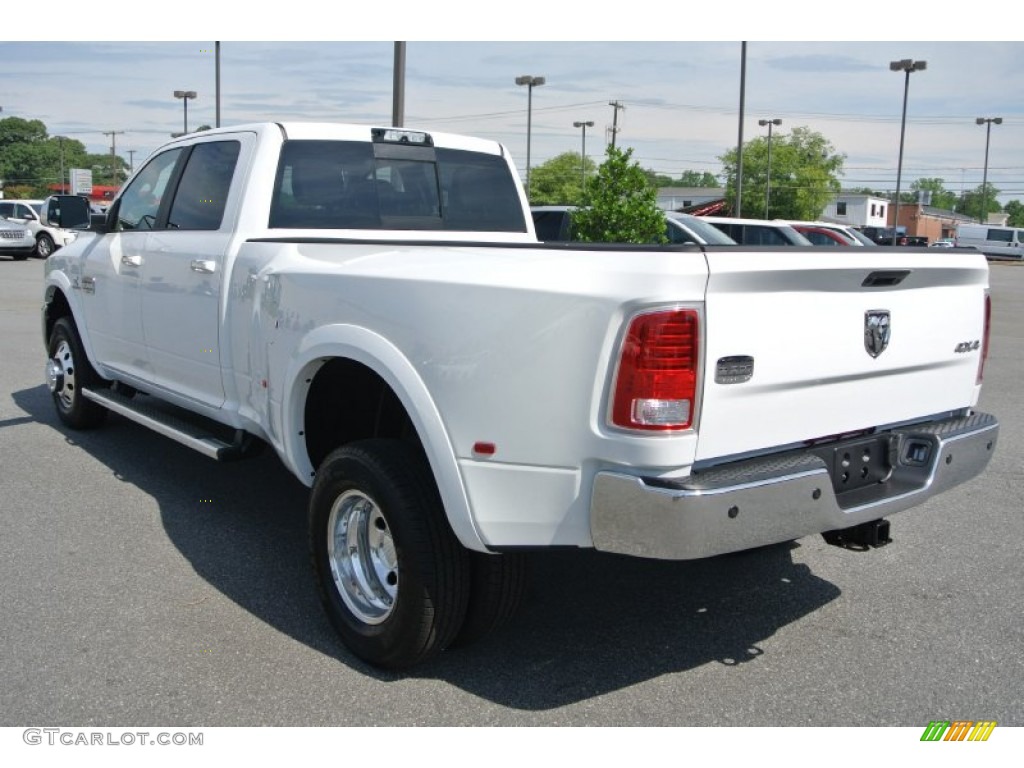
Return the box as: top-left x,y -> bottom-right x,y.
976,117 -> 1003,224
573,120 -> 594,195
889,59 -> 926,245
173,90 -> 198,134
515,75 -> 545,199
758,118 -> 782,218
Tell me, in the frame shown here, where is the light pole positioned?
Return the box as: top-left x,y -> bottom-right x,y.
976,117 -> 1002,224
515,75 -> 545,199
173,90 -> 197,134
758,118 -> 782,218
573,120 -> 594,196
889,59 -> 926,245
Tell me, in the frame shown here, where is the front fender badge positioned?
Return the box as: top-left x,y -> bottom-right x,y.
865,310 -> 891,358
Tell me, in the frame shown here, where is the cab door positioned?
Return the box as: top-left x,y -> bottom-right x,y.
78,147 -> 185,380
139,136 -> 250,408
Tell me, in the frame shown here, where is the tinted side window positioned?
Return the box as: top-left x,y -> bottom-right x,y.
117,148 -> 183,231
168,141 -> 241,230
0,203 -> 13,217
745,226 -> 788,246
987,229 -> 1013,243
666,221 -> 697,244
532,210 -> 572,241
712,223 -> 741,241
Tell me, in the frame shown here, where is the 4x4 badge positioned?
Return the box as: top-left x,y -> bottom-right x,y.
865,310 -> 891,358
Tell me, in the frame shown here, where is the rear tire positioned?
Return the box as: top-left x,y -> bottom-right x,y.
46,317 -> 108,429
309,440 -> 470,668
449,550 -> 527,648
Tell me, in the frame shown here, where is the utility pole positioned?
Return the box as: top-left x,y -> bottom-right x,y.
215,41 -> 221,128
608,100 -> 624,148
392,42 -> 406,127
103,130 -> 125,186
126,150 -> 136,175
736,42 -> 747,218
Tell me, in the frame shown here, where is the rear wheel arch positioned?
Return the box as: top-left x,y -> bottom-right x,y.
283,328 -> 487,553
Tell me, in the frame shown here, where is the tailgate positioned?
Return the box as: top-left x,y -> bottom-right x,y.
696,249 -> 990,462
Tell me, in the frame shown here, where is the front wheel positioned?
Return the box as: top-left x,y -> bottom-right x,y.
35,233 -> 55,259
309,440 -> 470,668
46,317 -> 108,429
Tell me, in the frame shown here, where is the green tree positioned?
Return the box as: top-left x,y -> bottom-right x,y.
529,152 -> 597,205
910,178 -> 958,210
677,170 -> 720,187
571,145 -> 666,244
1003,199 -> 1024,227
0,116 -> 128,196
958,183 -> 1002,222
719,126 -> 844,220
643,169 -> 675,188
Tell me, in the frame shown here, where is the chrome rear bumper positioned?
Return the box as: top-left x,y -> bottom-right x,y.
590,412 -> 998,560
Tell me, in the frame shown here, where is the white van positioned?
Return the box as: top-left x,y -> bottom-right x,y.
955,223 -> 1024,259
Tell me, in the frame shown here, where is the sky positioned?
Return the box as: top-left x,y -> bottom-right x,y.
4,5 -> 1023,204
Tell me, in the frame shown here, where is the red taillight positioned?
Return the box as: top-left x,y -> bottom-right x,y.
611,309 -> 699,431
977,292 -> 991,384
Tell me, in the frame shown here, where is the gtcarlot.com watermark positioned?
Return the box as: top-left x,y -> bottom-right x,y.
23,728 -> 203,747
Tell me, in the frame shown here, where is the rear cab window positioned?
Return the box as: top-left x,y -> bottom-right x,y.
269,136 -> 526,233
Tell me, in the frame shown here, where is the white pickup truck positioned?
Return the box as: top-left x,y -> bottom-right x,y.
42,122 -> 999,668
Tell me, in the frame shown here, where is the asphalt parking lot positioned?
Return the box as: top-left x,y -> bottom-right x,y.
1,255 -> 1022,727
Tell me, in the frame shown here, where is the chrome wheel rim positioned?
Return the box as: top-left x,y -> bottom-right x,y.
49,339 -> 76,411
37,237 -> 53,257
327,490 -> 398,624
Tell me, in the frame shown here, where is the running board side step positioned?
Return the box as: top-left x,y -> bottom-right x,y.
82,387 -> 262,461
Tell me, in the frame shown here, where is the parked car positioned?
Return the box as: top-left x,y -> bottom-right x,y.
861,226 -> 910,246
698,216 -> 813,246
664,211 -> 736,245
791,224 -> 856,246
530,205 -> 577,241
842,227 -> 879,246
0,218 -> 37,260
930,238 -> 956,248
530,206 -> 736,245
0,199 -> 81,258
784,220 -> 877,247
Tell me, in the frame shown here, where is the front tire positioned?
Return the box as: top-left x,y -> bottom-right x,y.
309,440 -> 470,668
46,317 -> 108,429
36,233 -> 55,259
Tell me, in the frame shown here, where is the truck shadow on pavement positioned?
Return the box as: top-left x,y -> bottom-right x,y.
15,384 -> 841,711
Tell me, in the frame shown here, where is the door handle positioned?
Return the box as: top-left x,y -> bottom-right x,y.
190,259 -> 216,274
121,254 -> 143,267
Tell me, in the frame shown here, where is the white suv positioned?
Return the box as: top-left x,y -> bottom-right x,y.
699,216 -> 813,246
0,199 -> 80,258
0,218 -> 36,259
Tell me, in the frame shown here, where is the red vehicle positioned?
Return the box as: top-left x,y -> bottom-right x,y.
792,224 -> 856,246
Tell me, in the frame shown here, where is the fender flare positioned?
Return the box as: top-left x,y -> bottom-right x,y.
42,277 -> 105,371
280,323 -> 488,553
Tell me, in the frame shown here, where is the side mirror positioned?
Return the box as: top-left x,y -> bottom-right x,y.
44,195 -> 92,230
89,213 -> 110,233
